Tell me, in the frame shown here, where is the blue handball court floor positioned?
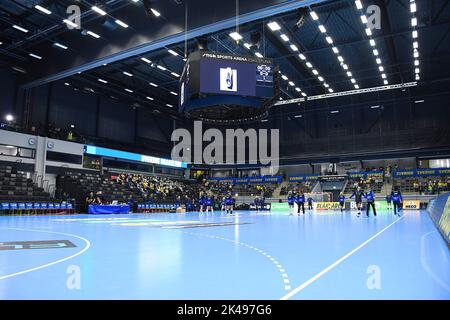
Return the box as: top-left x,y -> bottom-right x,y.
0,209 -> 449,300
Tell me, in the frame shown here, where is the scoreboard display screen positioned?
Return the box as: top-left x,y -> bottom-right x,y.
179,51 -> 277,109
199,52 -> 274,98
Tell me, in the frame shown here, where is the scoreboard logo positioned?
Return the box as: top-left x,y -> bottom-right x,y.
220,67 -> 237,92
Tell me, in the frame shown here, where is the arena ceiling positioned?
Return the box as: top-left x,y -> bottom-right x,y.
1,0 -> 449,119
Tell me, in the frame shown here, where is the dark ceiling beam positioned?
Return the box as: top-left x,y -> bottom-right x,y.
21,0 -> 333,89
431,0 -> 450,24
270,19 -> 450,64
89,64 -> 178,106
5,0 -> 127,51
70,72 -> 182,119
271,84 -> 450,117
264,26 -> 322,95
375,0 -> 404,84
149,112 -> 171,143
431,23 -> 450,54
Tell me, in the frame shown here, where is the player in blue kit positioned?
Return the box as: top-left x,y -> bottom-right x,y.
225,193 -> 235,215
390,188 -> 403,215
287,192 -> 295,215
385,193 -> 392,211
221,196 -> 226,214
364,188 -> 377,217
205,193 -> 214,214
350,187 -> 364,216
338,192 -> 346,213
198,191 -> 206,214
295,191 -> 306,215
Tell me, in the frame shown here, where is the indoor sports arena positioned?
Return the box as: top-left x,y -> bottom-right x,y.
0,0 -> 449,304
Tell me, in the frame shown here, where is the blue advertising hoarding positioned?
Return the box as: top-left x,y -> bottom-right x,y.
427,192 -> 450,244
208,176 -> 282,184
394,168 -> 450,178
288,174 -> 320,182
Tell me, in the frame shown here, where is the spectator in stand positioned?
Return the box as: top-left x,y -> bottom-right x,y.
86,191 -> 95,205
61,191 -> 70,202
95,191 -> 104,204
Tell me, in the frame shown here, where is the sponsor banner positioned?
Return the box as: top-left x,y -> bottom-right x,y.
249,204 -> 271,210
440,198 -> 450,242
315,201 -> 389,211
348,171 -> 384,180
394,168 -> 450,178
289,171 -> 386,182
402,200 -> 421,210
314,202 -> 342,210
288,174 -> 319,182
270,202 -> 289,212
271,201 -> 391,212
427,192 -> 450,244
208,176 -> 282,184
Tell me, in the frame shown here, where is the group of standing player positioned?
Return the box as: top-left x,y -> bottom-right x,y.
288,187 -> 404,216
198,191 -> 235,215
287,191 -> 314,215
197,185 -> 405,217
348,186 -> 403,216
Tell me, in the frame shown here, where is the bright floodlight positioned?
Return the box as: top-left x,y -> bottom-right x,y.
310,11 -> 319,21
35,5 -> 52,15
151,8 -> 161,17
91,6 -> 107,16
229,32 -> 242,41
267,21 -> 281,31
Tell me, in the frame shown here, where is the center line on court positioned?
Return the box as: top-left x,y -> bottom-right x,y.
280,215 -> 405,300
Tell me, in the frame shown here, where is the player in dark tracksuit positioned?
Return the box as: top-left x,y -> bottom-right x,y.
254,197 -> 260,211
390,188 -> 403,215
287,192 -> 295,215
259,197 -> 266,210
350,187 -> 364,216
338,193 -> 346,213
364,189 -> 377,217
295,192 -> 306,215
307,197 -> 314,211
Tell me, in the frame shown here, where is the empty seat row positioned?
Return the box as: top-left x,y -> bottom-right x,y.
0,202 -> 75,215
136,203 -> 178,213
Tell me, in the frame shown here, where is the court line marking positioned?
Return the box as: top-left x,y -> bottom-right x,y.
280,215 -> 405,300
0,227 -> 91,281
168,229 -> 292,291
420,231 -> 450,292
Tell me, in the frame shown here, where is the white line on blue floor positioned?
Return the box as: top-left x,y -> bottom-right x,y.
420,231 -> 450,292
280,215 -> 405,300
0,227 -> 91,281
169,229 -> 293,291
